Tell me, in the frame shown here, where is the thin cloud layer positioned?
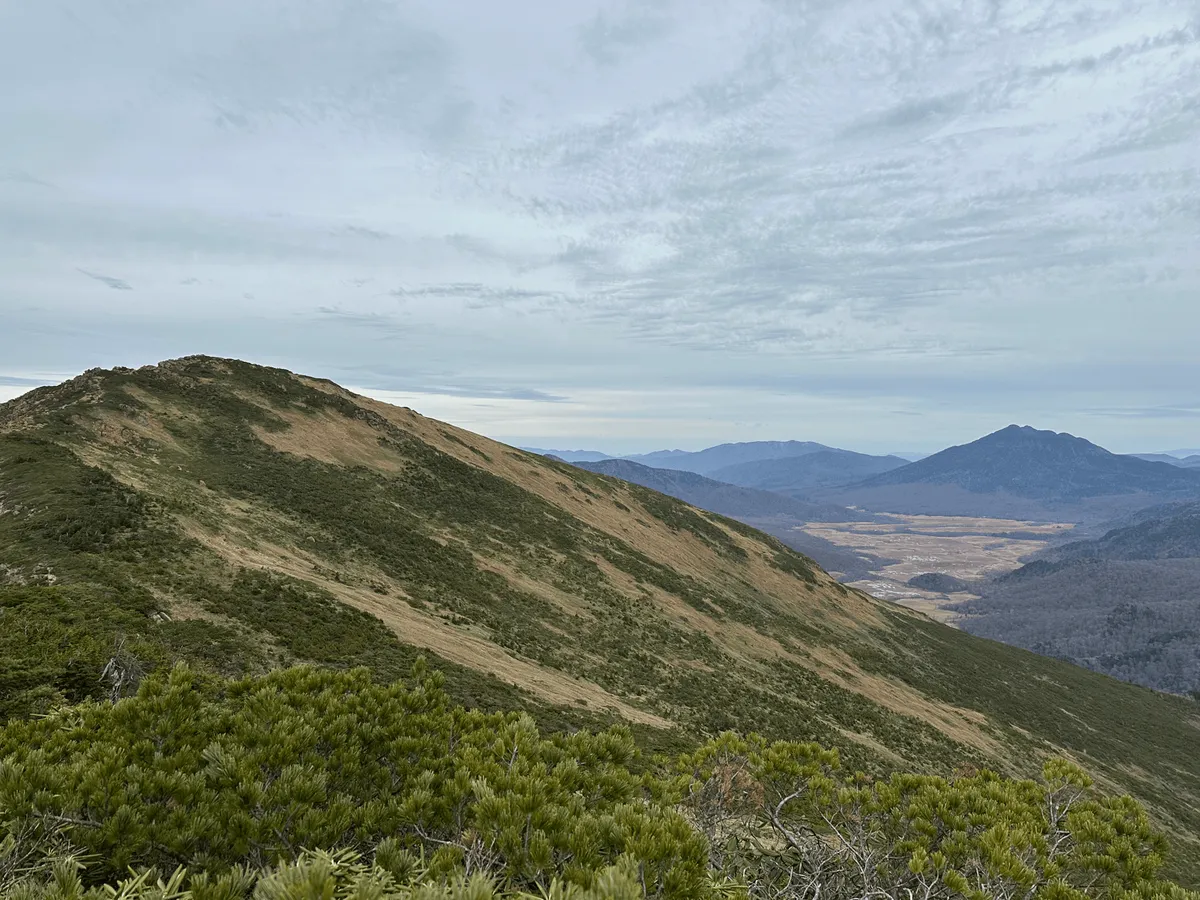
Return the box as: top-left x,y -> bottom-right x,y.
1,0 -> 1197,452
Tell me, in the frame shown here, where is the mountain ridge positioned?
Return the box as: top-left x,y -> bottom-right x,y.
520,447 -> 613,462
3,357 -> 1200,881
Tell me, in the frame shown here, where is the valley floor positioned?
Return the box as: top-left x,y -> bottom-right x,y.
787,515 -> 1076,623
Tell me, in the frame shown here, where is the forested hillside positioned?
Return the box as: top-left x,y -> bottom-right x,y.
956,502 -> 1200,695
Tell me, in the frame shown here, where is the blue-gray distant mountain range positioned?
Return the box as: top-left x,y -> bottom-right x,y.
519,447 -> 613,462
533,428 -> 1200,524
1130,453 -> 1200,469
708,450 -> 909,497
621,441 -> 836,475
531,440 -> 910,497
570,458 -> 875,524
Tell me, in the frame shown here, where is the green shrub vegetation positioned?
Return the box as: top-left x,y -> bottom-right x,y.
2,357 -> 1200,894
0,666 -> 1194,899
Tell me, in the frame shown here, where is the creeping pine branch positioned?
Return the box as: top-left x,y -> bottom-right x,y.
768,790 -> 810,856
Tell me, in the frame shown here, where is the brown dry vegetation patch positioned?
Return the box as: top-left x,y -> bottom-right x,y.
292,379 -> 885,633
251,407 -> 410,474
85,406 -> 184,456
306,380 -> 885,633
804,645 -> 1003,757
471,554 -> 597,621
176,514 -> 671,728
299,382 -> 757,571
833,726 -> 909,767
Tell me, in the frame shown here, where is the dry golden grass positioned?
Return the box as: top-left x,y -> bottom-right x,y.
175,509 -> 671,728
800,644 -> 1003,757
251,407 -> 410,474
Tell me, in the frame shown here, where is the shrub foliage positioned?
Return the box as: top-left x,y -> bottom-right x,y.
0,666 -> 1193,900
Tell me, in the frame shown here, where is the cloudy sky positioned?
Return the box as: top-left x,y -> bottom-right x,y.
1,0 -> 1198,454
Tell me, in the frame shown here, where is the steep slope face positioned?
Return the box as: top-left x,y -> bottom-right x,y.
710,449 -> 908,495
2,357 -> 1199,879
622,440 -> 833,475
573,458 -> 873,523
829,425 -> 1200,520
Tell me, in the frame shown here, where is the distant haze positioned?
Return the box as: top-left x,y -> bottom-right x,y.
1,1 -> 1198,454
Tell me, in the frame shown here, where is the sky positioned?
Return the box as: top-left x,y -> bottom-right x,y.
1,0 -> 1198,455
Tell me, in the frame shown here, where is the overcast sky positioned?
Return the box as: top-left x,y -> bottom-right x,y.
1,0 -> 1198,454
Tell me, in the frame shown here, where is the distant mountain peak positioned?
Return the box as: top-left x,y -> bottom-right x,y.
989,423 -> 1086,441
828,423 -> 1200,517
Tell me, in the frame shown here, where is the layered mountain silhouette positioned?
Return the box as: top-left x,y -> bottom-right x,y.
621,440 -> 834,475
827,425 -> 1200,521
1131,453 -> 1193,466
709,449 -> 908,496
520,447 -> 612,462
1130,453 -> 1200,469
1032,501 -> 1200,565
573,459 -> 873,523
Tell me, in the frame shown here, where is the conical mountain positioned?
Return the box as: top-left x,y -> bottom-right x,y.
829,424 -> 1200,519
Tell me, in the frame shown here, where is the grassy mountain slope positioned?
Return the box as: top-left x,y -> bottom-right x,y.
2,357 -> 1199,882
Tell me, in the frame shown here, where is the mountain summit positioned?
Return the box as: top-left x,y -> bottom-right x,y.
829,425 -> 1200,520
2,360 -> 1200,875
